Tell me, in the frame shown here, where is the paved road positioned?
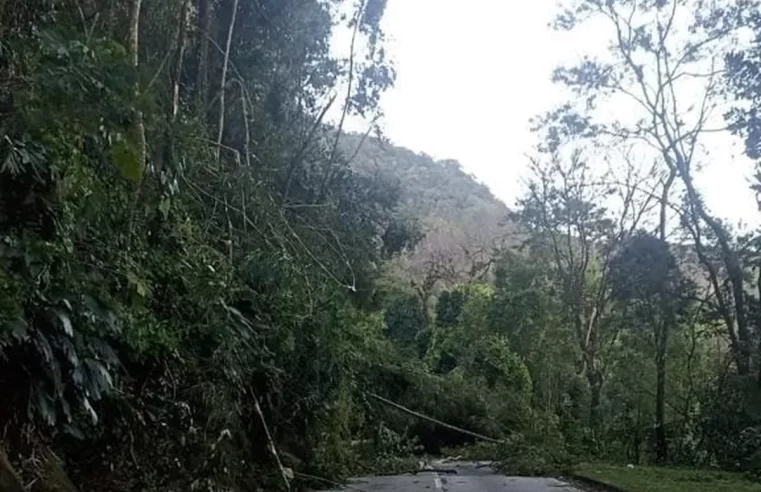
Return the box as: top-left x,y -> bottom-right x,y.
325,461 -> 585,492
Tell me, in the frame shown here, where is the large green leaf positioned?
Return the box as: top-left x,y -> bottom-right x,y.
110,138 -> 143,183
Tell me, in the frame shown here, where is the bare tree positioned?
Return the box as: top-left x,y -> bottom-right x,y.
516,149 -> 655,433
551,0 -> 755,376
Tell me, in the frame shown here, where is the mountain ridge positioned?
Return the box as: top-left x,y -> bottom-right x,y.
341,133 -> 516,292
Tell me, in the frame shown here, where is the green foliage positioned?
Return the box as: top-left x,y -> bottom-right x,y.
539,0 -> 761,474
344,133 -> 514,294
435,289 -> 466,328
110,137 -> 143,183
429,284 -> 530,393
497,429 -> 575,477
697,375 -> 761,470
381,217 -> 424,258
384,294 -> 427,347
574,463 -> 761,492
0,0 -> 410,489
610,233 -> 681,303
5,0 -> 761,488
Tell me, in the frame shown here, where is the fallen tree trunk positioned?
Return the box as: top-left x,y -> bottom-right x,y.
364,391 -> 502,444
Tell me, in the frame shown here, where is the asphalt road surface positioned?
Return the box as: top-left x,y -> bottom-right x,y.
324,461 -> 586,492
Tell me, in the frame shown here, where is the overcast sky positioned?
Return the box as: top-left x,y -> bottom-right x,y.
333,0 -> 760,228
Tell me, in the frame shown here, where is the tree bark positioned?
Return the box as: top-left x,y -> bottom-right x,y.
659,168 -> 675,241
655,178 -> 671,464
756,265 -> 761,386
578,305 -> 604,436
320,0 -> 365,200
679,164 -> 751,375
587,369 -> 603,435
365,391 -> 502,443
128,0 -> 142,103
655,320 -> 667,463
128,0 -> 146,175
215,0 -> 239,161
0,0 -> 8,39
171,0 -> 190,122
196,0 -> 212,116
633,399 -> 642,465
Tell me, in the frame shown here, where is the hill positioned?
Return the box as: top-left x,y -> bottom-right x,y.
341,133 -> 517,296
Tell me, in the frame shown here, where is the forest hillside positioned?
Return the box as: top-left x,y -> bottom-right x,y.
342,133 -> 517,299
6,1 -> 761,491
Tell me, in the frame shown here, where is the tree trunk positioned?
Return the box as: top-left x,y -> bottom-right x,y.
587,369 -> 603,434
655,171 -> 671,463
196,0 -> 212,116
659,168 -> 675,241
633,399 -> 642,465
581,306 -> 604,436
171,0 -> 190,122
129,0 -> 143,103
128,0 -> 146,175
215,0 -> 240,162
757,266 -> 761,386
655,323 -> 667,464
0,0 -> 8,38
677,159 -> 751,375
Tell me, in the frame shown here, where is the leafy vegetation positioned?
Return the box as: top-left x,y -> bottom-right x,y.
6,0 -> 761,491
573,463 -> 761,492
0,0 -> 415,489
343,133 -> 514,306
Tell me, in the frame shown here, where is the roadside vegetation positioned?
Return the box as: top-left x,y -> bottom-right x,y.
573,464 -> 761,492
5,0 -> 761,491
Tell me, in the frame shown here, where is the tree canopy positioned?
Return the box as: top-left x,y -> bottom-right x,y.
6,0 -> 761,489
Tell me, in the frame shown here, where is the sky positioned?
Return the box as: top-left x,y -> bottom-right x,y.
333,0 -> 760,228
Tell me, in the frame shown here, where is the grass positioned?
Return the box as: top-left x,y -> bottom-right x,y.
573,463 -> 761,492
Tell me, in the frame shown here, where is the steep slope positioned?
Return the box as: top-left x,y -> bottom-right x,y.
341,133 -> 517,294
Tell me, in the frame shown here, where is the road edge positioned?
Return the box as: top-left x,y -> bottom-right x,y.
564,473 -> 629,492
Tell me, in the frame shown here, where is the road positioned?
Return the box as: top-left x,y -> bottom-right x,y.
324,461 -> 586,492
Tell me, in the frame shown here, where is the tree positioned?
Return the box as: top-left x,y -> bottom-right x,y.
436,289 -> 466,328
384,293 -> 427,347
723,8 -> 761,385
127,0 -> 146,181
515,149 -> 653,434
610,232 -> 686,463
550,0 -> 758,376
491,250 -> 587,443
0,0 -> 408,488
723,6 -> 761,161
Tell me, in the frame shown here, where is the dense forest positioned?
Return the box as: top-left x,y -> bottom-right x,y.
342,133 -> 515,312
5,0 -> 761,491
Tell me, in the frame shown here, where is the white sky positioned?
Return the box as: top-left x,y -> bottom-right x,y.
333,0 -> 760,228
